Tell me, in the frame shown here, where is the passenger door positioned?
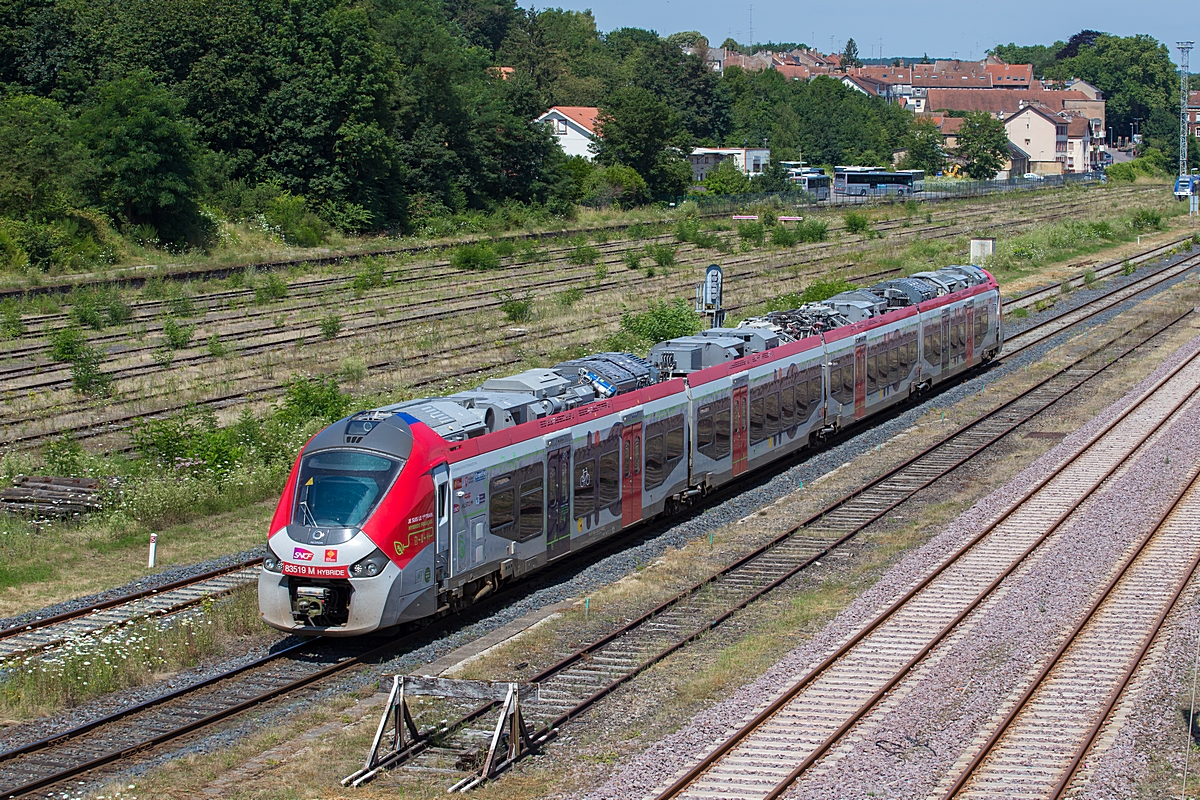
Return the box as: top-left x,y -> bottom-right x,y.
621,419 -> 643,526
545,434 -> 571,559
731,378 -> 749,476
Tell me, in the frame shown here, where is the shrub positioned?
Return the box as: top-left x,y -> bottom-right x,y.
0,304 -> 24,338
568,245 -> 599,266
278,375 -> 350,425
844,212 -> 872,235
771,225 -> 798,247
105,296 -> 132,325
904,199 -> 919,215
1122,262 -> 1135,276
161,316 -> 194,349
498,290 -> 533,323
339,356 -> 367,383
491,239 -> 516,258
265,192 -> 329,246
622,249 -> 643,269
1059,278 -> 1073,295
319,312 -> 341,340
795,220 -> 829,243
168,293 -> 196,317
1128,209 -> 1163,231
738,221 -> 765,247
450,244 -> 500,271
253,274 -> 288,304
351,259 -> 387,297
594,263 -> 608,281
763,278 -> 858,311
675,217 -> 700,243
1083,269 -> 1097,286
70,294 -> 106,330
44,436 -> 86,477
608,298 -> 702,352
206,334 -> 228,357
70,346 -> 110,395
1009,307 -> 1029,319
557,287 -> 584,307
646,244 -> 676,268
50,327 -> 88,362
690,229 -> 722,249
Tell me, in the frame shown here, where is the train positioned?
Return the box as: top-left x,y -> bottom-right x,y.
259,265 -> 1003,635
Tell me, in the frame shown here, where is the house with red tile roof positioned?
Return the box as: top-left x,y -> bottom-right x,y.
535,106 -> 600,160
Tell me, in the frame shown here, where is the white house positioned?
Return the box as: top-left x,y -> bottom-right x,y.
535,106 -> 599,161
689,147 -> 771,182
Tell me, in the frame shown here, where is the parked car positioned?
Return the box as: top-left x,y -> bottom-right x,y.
1022,173 -> 1045,181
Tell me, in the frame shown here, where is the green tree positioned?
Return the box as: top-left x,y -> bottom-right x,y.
583,164 -> 650,208
842,38 -> 861,68
704,158 -> 751,194
1046,34 -> 1178,138
954,111 -> 1009,179
989,42 -> 1061,77
74,71 -> 203,243
593,87 -> 691,197
0,94 -> 85,221
901,118 -> 946,174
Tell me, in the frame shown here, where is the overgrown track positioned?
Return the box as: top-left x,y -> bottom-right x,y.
0,253 -> 1188,798
0,189 -> 1168,450
653,341 -> 1200,800
345,307 -> 1197,789
0,558 -> 263,662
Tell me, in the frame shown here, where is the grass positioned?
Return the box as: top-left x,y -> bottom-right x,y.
0,584 -> 265,718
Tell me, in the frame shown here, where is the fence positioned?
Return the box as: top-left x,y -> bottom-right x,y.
583,172 -> 1105,213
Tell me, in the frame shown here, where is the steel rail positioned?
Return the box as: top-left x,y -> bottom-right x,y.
653,342 -> 1200,800
361,306 -> 1196,787
941,464 -> 1200,799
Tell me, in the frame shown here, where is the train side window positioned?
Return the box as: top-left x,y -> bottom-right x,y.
518,478 -> 543,540
781,385 -> 795,428
809,377 -> 821,407
666,425 -> 685,465
490,487 -> 515,532
867,355 -> 877,393
697,414 -> 714,453
644,435 -> 665,490
714,405 -> 731,458
633,435 -> 641,475
908,340 -> 918,366
765,392 -> 780,437
923,332 -> 934,365
749,396 -> 765,444
931,330 -> 942,362
976,307 -> 988,346
829,368 -> 842,402
842,365 -> 854,396
958,322 -> 967,353
574,459 -> 595,519
796,379 -> 809,419
889,347 -> 899,383
598,451 -> 620,507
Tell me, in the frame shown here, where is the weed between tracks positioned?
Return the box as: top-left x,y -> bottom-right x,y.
0,584 -> 265,720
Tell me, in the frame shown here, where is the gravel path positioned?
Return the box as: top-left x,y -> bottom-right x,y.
14,244 -> 1200,797
580,330 -> 1200,800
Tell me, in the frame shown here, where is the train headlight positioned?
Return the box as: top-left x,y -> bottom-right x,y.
263,554 -> 282,573
351,549 -> 389,578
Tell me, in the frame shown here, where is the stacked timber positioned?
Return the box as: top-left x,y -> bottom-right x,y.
0,477 -> 102,518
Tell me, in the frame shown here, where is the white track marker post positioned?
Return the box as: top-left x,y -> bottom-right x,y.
148,532 -> 158,568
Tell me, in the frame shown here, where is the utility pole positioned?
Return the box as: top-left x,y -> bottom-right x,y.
1180,42 -> 1194,176
748,5 -> 753,48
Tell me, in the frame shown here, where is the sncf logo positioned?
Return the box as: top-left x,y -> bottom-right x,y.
293,547 -> 314,561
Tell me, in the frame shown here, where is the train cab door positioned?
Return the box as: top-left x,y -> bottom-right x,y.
731,376 -> 749,476
621,415 -> 643,526
432,463 -> 451,581
853,342 -> 867,420
545,434 -> 572,560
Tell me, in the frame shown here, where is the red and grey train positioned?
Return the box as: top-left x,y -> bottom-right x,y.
259,265 -> 1002,635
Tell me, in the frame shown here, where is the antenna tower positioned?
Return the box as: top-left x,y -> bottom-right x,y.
748,5 -> 753,48
1181,42 -> 1194,176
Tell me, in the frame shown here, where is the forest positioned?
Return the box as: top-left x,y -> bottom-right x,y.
0,1 -> 1185,274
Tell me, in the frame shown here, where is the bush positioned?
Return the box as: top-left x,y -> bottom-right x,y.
568,245 -> 599,266
622,249 -> 643,270
278,375 -> 350,425
498,290 -> 533,323
646,243 -> 676,268
161,316 -> 194,349
1083,269 -> 1097,286
557,287 -> 584,307
1059,278 -> 1073,295
1009,307 -> 1029,319
70,346 -> 110,395
844,212 -> 872,235
351,259 -> 387,297
738,221 -> 765,247
675,217 -> 700,243
594,263 -> 608,281
763,278 -> 858,312
795,220 -> 829,243
206,334 -> 228,357
50,326 -> 88,362
319,312 -> 341,340
608,298 -> 702,352
1122,262 -> 1135,276
584,165 -> 650,208
253,274 -> 288,304
1128,209 -> 1163,231
339,356 -> 367,383
490,239 -> 516,258
168,293 -> 196,317
771,225 -> 798,247
0,304 -> 24,338
265,192 -> 329,246
450,244 -> 500,271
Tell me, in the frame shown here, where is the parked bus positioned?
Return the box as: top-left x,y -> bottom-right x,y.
834,167 -> 915,197
898,169 -> 925,191
780,163 -> 832,201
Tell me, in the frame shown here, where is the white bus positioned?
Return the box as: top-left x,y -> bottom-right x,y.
780,163 -> 831,201
834,167 -> 915,197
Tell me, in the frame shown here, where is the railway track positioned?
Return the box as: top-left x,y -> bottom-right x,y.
0,244 -> 1187,797
341,304 -> 1199,787
1,201 -> 1180,450
0,559 -> 262,662
650,336 -> 1200,800
937,465 -> 1200,800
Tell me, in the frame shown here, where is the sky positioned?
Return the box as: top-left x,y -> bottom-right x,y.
526,0 -> 1200,66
